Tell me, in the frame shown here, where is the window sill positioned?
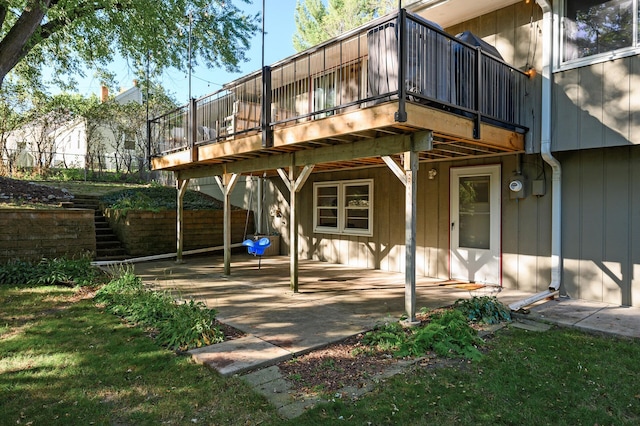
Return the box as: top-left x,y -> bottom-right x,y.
313,229 -> 373,238
555,47 -> 640,73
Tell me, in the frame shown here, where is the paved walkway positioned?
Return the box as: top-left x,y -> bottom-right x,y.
519,296 -> 640,339
132,254 -> 640,418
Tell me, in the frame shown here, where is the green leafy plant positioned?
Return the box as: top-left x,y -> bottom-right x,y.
0,257 -> 102,287
397,310 -> 483,360
0,260 -> 33,285
454,296 -> 512,325
100,186 -> 225,213
109,191 -> 160,212
361,310 -> 483,361
361,321 -> 406,353
95,271 -> 224,350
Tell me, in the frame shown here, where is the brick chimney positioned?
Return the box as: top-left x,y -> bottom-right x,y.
100,85 -> 109,103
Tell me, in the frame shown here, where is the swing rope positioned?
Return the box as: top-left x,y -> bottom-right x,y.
243,174 -> 254,241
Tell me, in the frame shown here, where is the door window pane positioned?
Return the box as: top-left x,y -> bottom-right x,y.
459,176 -> 490,249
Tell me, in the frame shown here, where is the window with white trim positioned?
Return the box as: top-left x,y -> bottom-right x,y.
560,0 -> 639,67
313,179 -> 373,236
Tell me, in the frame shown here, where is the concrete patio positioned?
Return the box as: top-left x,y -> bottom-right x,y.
132,253 -> 535,375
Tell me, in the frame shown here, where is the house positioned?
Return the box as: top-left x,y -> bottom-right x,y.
147,0 -> 640,318
4,84 -> 144,172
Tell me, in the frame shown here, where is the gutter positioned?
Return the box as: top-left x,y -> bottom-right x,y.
510,0 -> 561,311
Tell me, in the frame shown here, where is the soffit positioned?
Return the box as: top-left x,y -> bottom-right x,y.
408,0 -> 523,28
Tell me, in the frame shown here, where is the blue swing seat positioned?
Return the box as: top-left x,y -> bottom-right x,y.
242,237 -> 271,268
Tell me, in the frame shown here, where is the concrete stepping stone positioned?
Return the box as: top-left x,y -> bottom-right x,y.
188,335 -> 292,376
511,318 -> 552,332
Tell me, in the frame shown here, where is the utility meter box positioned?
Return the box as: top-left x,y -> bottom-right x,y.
509,174 -> 527,199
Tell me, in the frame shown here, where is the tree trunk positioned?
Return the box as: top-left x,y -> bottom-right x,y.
0,1 -> 52,87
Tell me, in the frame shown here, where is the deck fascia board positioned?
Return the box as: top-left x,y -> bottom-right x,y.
151,102 -> 524,172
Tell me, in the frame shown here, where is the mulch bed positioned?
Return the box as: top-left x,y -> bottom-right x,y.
0,177 -> 72,205
275,308 -> 460,398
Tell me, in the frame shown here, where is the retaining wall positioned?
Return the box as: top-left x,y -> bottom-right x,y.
0,209 -> 96,263
104,209 -> 254,256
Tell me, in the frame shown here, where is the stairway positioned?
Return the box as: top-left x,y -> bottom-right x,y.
68,195 -> 128,261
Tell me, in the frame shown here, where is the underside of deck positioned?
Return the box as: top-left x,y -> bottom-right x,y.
151,100 -> 524,179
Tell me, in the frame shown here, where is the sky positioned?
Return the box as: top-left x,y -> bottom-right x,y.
75,0 -> 299,104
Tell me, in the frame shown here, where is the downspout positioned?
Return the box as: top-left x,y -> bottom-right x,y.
510,0 -> 561,311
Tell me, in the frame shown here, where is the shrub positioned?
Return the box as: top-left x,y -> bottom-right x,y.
361,309 -> 483,361
95,271 -> 224,351
0,260 -> 33,285
0,257 -> 102,287
397,310 -> 483,360
100,186 -> 225,213
361,321 -> 406,353
454,296 -> 511,325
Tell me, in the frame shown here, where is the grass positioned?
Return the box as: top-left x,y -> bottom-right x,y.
99,186 -> 224,212
0,286 -> 277,425
44,180 -> 146,197
286,327 -> 640,425
2,283 -> 639,425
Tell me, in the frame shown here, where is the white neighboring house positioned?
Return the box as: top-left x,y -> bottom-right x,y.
5,84 -> 143,171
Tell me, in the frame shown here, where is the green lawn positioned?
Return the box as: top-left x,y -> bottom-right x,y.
289,327 -> 640,425
0,286 -> 277,425
2,284 -> 639,425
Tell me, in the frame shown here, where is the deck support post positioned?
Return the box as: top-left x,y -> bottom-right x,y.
215,172 -> 239,275
403,149 -> 419,323
277,160 -> 314,292
176,178 -> 190,263
382,131 -> 432,323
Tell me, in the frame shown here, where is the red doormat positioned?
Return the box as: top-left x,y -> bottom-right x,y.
454,283 -> 486,291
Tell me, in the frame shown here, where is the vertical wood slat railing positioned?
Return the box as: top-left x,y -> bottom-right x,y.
148,10 -> 529,159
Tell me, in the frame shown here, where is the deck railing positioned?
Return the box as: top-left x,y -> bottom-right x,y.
149,10 -> 529,158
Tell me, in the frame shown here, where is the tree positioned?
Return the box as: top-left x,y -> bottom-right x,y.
0,1 -> 260,89
0,82 -> 29,174
82,83 -> 177,175
9,93 -> 99,173
293,0 -> 395,51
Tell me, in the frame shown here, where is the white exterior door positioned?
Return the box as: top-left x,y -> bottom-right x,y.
450,165 -> 501,285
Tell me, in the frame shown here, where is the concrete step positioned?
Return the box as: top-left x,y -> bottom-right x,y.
97,240 -> 123,249
73,204 -> 100,210
68,195 -> 128,261
94,254 -> 130,262
96,247 -> 127,258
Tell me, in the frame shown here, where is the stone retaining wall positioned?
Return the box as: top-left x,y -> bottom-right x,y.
0,209 -> 96,263
105,209 -> 254,256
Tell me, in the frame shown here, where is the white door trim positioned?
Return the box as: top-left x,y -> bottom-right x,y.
450,164 -> 502,285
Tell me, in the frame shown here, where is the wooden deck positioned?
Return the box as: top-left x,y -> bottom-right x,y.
151,100 -> 524,178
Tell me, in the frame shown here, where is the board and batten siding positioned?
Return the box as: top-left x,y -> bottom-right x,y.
553,56 -> 640,151
559,146 -> 640,307
445,1 -> 542,154
269,153 -> 552,295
